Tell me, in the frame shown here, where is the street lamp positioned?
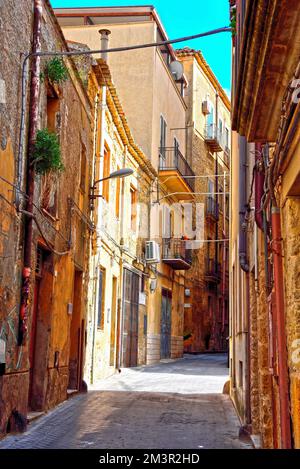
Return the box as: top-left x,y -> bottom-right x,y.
90,168 -> 134,206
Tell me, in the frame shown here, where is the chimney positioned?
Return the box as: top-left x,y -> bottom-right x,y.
99,29 -> 111,62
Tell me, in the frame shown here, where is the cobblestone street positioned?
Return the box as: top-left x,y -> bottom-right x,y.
0,355 -> 252,449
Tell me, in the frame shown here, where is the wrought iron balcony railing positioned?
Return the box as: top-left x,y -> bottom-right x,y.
204,124 -> 226,153
159,147 -> 195,192
162,238 -> 192,270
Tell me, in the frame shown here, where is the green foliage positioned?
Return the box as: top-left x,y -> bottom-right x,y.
31,129 -> 64,175
230,7 -> 237,37
43,57 -> 69,84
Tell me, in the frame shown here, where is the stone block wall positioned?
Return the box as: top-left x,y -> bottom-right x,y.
146,334 -> 160,365
171,336 -> 183,359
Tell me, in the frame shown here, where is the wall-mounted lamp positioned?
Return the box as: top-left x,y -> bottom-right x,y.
90,168 -> 134,208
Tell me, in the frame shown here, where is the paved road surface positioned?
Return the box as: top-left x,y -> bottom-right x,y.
0,354 -> 252,449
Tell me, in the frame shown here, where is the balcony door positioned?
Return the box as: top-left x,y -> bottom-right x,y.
174,137 -> 179,168
207,104 -> 215,138
161,289 -> 172,359
159,116 -> 167,167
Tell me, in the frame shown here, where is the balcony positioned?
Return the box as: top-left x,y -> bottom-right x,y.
158,147 -> 195,200
206,196 -> 219,222
204,124 -> 225,153
205,258 -> 222,283
162,238 -> 192,270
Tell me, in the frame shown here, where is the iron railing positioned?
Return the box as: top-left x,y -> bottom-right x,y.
159,147 -> 195,192
162,238 -> 193,266
204,124 -> 226,149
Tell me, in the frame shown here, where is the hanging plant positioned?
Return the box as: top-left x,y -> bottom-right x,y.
41,57 -> 69,85
31,128 -> 64,175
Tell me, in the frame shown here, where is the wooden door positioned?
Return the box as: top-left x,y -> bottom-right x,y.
121,269 -> 139,367
28,277 -> 40,406
68,270 -> 83,390
161,289 -> 172,359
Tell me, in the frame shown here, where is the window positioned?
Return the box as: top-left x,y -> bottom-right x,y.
208,179 -> 214,195
130,185 -> 137,231
219,244 -> 223,263
226,194 -> 230,219
219,298 -> 222,322
159,116 -> 167,165
97,268 -> 106,329
207,105 -> 214,137
225,127 -> 229,149
239,360 -> 243,388
80,143 -> 87,193
115,166 -> 121,218
219,118 -> 223,137
47,96 -> 60,134
174,137 -> 179,167
41,95 -> 60,217
102,146 -> 110,202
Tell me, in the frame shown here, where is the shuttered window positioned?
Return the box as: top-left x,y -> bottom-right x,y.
97,268 -> 105,329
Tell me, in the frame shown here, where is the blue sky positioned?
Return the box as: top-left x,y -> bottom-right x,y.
50,0 -> 232,92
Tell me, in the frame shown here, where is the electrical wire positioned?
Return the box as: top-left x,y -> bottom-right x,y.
17,26 -> 231,207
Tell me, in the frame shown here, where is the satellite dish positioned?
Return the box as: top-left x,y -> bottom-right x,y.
169,60 -> 184,81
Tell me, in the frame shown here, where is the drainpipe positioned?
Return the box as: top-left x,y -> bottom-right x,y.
239,135 -> 249,273
116,145 -> 127,370
221,171 -> 227,337
238,134 -> 251,427
271,207 -> 292,448
254,143 -> 264,231
18,0 -> 42,345
90,78 -> 107,383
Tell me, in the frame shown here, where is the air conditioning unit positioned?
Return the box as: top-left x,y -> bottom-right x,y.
202,100 -> 211,115
145,241 -> 160,264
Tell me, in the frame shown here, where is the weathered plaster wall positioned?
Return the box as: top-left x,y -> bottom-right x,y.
0,0 -> 93,435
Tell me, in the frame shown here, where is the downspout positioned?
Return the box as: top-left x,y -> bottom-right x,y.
214,91 -> 219,350
89,90 -> 99,385
238,134 -> 251,427
117,144 -> 127,370
221,171 -> 227,338
271,207 -> 291,448
254,143 -> 264,231
239,135 -> 249,273
90,31 -> 109,383
268,147 -> 292,450
18,0 -> 42,345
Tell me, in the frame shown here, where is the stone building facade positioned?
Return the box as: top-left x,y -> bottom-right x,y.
230,0 -> 300,449
0,0 -> 95,436
84,59 -> 156,382
55,5 -> 193,366
177,49 -> 230,354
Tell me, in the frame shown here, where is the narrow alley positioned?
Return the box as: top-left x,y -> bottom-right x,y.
2,0 -> 300,457
0,355 -> 251,449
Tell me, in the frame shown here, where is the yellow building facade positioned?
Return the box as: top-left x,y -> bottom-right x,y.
55,6 -> 193,368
